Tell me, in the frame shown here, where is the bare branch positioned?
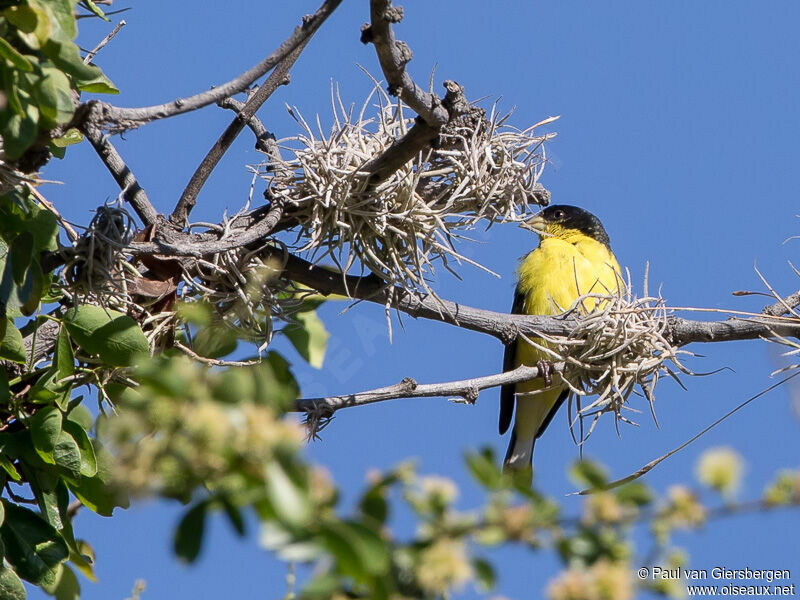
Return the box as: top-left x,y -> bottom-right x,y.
79,113 -> 158,227
217,98 -> 280,158
170,35 -> 309,227
359,80 -> 471,186
265,248 -> 800,347
363,0 -> 448,127
294,363 -> 561,413
128,201 -> 286,257
762,289 -> 800,317
83,19 -> 126,64
78,0 -> 342,132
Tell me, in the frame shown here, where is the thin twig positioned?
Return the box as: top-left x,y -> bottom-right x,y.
83,20 -> 126,64
170,32 -> 311,226
217,98 -> 279,158
77,0 -> 342,132
573,370 -> 800,495
79,117 -> 158,227
294,363 -> 563,413
26,183 -> 79,243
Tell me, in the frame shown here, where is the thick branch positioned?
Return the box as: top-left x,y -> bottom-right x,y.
217,98 -> 280,158
80,116 -> 158,226
267,249 -> 800,347
170,30 -> 312,227
364,0 -> 448,127
294,363 -> 561,413
762,289 -> 800,317
78,0 -> 341,132
128,202 -> 286,257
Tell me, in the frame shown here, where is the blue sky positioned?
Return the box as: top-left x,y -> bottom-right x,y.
33,1 -> 800,598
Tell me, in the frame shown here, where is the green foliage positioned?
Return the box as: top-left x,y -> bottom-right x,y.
0,0 -> 117,162
0,190 -> 58,317
63,305 -> 149,367
284,302 -> 329,369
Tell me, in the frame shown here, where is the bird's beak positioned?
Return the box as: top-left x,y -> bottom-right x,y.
520,214 -> 547,234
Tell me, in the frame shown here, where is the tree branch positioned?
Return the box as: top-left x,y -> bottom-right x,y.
216,98 -> 280,158
79,114 -> 158,227
170,26 -> 314,227
264,248 -> 800,347
294,363 -> 561,413
762,289 -> 800,317
77,0 -> 342,132
363,0 -> 448,127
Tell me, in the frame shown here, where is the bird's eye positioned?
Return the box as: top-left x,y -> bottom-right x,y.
553,210 -> 564,219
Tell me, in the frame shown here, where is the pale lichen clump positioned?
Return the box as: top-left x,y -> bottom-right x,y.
258,82 -> 555,293
522,274 -> 691,442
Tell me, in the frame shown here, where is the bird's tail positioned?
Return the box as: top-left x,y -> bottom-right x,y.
503,429 -> 534,484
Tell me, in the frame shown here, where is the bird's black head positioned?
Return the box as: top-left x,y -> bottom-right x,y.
527,205 -> 611,247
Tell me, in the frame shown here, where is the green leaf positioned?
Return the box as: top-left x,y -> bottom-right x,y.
65,404 -> 92,432
0,192 -> 59,252
35,67 -> 75,126
192,323 -> 237,359
254,352 -> 299,410
67,439 -> 129,516
7,4 -> 51,51
4,5 -> 39,33
79,0 -> 109,21
0,318 -> 26,364
359,489 -> 388,525
569,459 -> 608,490
0,500 -> 69,585
63,305 -> 149,367
0,368 -> 8,405
43,563 -> 80,600
0,108 -> 38,160
8,232 -> 33,285
40,38 -> 118,93
265,460 -> 311,527
0,455 -> 21,482
464,448 -> 503,490
31,0 -> 76,42
318,520 -> 389,580
62,421 -> 96,477
472,557 -> 496,591
0,565 -> 26,600
615,481 -> 653,507
219,495 -> 246,537
173,501 -> 207,563
284,309 -> 329,368
342,521 -> 389,576
53,430 -> 81,480
30,406 -> 62,463
54,326 -> 74,379
50,128 -> 83,148
0,37 -> 33,72
67,540 -> 95,583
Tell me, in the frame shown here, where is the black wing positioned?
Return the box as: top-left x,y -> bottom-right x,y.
499,286 -> 525,434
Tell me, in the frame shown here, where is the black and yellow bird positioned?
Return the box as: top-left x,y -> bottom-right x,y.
500,205 -> 621,478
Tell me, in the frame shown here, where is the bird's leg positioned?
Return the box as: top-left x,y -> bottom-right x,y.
536,359 -> 554,387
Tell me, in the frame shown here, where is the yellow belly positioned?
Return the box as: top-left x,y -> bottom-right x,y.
513,236 -> 621,438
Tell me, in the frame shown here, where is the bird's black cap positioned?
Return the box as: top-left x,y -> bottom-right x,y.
536,205 -> 611,247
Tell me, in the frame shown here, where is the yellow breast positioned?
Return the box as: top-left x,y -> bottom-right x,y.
517,236 -> 621,318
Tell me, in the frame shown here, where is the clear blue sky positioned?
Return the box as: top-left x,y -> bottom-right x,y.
35,1 -> 800,598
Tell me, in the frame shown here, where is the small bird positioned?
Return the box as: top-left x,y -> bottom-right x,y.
500,205 -> 622,480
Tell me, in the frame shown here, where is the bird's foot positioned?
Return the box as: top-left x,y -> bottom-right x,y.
536,359 -> 554,387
